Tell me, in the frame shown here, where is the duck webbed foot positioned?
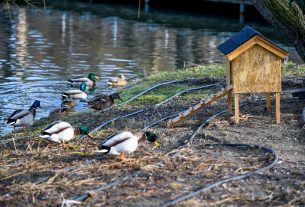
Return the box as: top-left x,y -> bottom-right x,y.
47,142 -> 56,148
61,140 -> 71,149
119,153 -> 126,161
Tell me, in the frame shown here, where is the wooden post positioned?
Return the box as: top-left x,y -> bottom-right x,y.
234,93 -> 240,123
228,90 -> 233,114
276,92 -> 280,124
266,92 -> 271,112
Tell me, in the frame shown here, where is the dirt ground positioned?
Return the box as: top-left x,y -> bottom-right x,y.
0,77 -> 304,207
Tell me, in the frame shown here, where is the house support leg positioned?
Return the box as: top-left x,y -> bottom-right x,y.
228,90 -> 233,114
276,92 -> 281,124
234,93 -> 240,124
266,92 -> 271,112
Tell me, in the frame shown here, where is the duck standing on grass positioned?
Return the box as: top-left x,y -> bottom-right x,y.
88,93 -> 123,110
107,74 -> 127,87
67,73 -> 99,87
7,100 -> 41,130
39,121 -> 92,148
61,82 -> 88,101
96,131 -> 159,160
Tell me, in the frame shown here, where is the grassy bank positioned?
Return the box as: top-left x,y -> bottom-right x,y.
1,63 -> 305,206
2,62 -> 304,140
1,65 -> 224,139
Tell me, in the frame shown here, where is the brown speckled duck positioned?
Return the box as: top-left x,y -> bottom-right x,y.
107,74 -> 127,87
88,93 -> 123,111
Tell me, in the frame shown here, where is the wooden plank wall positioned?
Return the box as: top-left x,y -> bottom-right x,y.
231,45 -> 281,93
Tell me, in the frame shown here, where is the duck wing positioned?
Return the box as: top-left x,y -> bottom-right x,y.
67,77 -> 89,83
7,109 -> 30,123
102,131 -> 135,147
88,94 -> 108,104
63,89 -> 83,95
42,121 -> 72,135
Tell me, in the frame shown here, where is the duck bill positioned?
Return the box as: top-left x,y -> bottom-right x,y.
87,133 -> 94,138
153,141 -> 159,147
95,76 -> 100,80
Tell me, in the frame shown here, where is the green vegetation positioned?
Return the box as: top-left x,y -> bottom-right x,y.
5,62 -> 304,139
120,64 -> 225,104
282,61 -> 305,77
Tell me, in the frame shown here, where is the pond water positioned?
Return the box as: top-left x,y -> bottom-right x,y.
0,1 -> 302,136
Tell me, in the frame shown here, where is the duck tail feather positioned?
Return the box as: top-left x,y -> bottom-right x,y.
7,119 -> 16,125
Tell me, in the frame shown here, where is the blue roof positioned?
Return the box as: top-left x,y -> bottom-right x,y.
218,26 -> 263,55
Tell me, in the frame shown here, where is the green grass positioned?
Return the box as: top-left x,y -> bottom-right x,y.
282,61 -> 305,77
119,65 -> 225,105
5,62 -> 304,139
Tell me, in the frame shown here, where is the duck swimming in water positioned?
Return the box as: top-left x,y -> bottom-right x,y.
96,131 -> 158,160
107,74 -> 127,87
67,73 -> 99,87
7,100 -> 41,130
61,82 -> 88,101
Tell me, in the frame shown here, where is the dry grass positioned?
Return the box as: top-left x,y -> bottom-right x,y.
0,78 -> 305,206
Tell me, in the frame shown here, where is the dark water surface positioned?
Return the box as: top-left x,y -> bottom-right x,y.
0,1 -> 302,135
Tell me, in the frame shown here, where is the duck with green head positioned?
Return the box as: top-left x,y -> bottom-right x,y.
96,131 -> 159,160
67,73 -> 99,87
40,121 -> 92,148
61,82 -> 88,101
7,100 -> 41,130
88,92 -> 123,111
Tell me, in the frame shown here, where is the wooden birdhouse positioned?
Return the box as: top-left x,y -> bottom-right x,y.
218,26 -> 288,124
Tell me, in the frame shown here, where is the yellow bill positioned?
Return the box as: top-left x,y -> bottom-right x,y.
87,133 -> 94,138
154,141 -> 159,147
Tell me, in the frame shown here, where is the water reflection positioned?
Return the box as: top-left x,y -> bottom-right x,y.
0,2 -> 302,135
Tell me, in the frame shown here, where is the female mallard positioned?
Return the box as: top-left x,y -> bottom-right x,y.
61,82 -> 87,101
107,74 -> 127,87
67,73 -> 99,87
61,100 -> 76,108
39,121 -> 92,148
88,92 -> 123,111
48,107 -> 75,117
96,131 -> 158,160
7,100 -> 41,130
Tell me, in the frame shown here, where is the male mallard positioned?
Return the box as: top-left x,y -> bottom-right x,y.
61,82 -> 87,101
88,93 -> 123,111
96,131 -> 158,160
67,73 -> 99,87
39,121 -> 92,148
7,100 -> 41,130
107,74 -> 127,87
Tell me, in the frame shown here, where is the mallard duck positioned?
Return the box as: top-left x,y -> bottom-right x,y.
96,131 -> 158,160
107,74 -> 127,87
7,100 -> 41,130
61,82 -> 87,101
61,100 -> 76,108
67,73 -> 99,87
48,107 -> 75,117
39,121 -> 92,148
88,92 -> 123,110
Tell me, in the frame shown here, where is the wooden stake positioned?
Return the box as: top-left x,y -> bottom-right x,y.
266,92 -> 271,112
276,92 -> 280,124
234,93 -> 240,124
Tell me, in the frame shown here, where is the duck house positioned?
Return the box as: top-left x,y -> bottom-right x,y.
218,26 -> 288,124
